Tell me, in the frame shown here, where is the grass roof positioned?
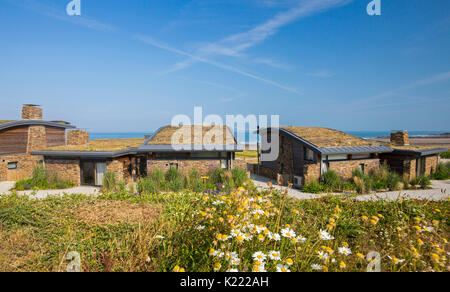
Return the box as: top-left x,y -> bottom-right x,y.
146,125 -> 236,145
374,141 -> 445,151
0,120 -> 13,125
45,138 -> 145,152
281,127 -> 379,148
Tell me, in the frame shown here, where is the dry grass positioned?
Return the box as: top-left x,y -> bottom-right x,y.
0,120 -> 13,125
147,125 -> 236,145
45,138 -> 145,152
70,200 -> 160,226
281,127 -> 380,148
235,150 -> 258,159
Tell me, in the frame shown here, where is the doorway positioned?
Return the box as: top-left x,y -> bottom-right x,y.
81,160 -> 107,186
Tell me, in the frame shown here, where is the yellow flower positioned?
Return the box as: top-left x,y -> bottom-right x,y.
435,209 -> 441,213
209,248 -> 215,256
417,238 -> 424,246
322,265 -> 328,272
292,209 -> 299,215
377,214 -> 383,218
214,262 -> 222,272
370,219 -> 378,225
218,217 -> 224,222
285,258 -> 293,266
236,235 -> 244,243
413,225 -> 421,232
342,242 -> 349,247
339,261 -> 346,269
173,265 -> 185,272
431,253 -> 440,261
362,216 -> 368,221
356,253 -> 364,259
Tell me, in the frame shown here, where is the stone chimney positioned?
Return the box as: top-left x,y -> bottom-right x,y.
390,130 -> 410,146
67,130 -> 90,146
22,104 -> 42,120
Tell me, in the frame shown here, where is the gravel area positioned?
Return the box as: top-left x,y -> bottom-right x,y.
0,181 -> 100,199
251,174 -> 449,202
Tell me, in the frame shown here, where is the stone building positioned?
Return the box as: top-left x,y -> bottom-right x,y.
257,127 -> 392,187
32,125 -> 243,186
379,131 -> 446,180
0,105 -> 76,181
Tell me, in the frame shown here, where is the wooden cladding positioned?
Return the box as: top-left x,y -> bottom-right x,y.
0,126 -> 28,155
46,126 -> 66,147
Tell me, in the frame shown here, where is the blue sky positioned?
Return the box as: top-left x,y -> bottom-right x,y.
0,0 -> 449,132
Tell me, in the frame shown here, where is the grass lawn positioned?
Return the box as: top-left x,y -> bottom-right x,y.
0,187 -> 448,272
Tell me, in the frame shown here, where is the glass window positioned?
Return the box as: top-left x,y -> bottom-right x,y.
221,159 -> 228,169
7,162 -> 18,170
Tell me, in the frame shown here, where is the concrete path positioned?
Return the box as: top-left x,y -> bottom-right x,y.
0,181 -> 100,199
251,174 -> 450,202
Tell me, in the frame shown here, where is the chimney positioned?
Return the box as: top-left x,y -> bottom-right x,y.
390,130 -> 410,146
22,104 -> 42,120
67,130 -> 90,146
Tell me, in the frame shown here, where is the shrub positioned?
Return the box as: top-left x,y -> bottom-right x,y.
439,150 -> 450,159
322,170 -> 342,192
231,167 -> 248,187
353,176 -> 366,194
102,171 -> 117,192
352,168 -> 364,179
137,178 -> 158,194
14,165 -> 74,191
416,176 -> 431,189
222,171 -> 235,193
386,172 -> 402,191
150,168 -> 166,189
208,168 -> 226,185
31,165 -> 48,189
431,163 -> 450,180
302,180 -> 325,194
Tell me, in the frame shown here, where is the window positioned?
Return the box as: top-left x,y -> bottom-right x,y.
221,159 -> 228,169
304,148 -> 314,161
169,163 -> 179,169
7,162 -> 18,170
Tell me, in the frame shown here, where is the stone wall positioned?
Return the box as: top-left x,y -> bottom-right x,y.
45,159 -> 80,185
107,159 -> 125,182
147,159 -> 223,175
390,131 -> 410,146
328,159 -> 380,179
22,105 -> 42,120
404,159 -> 416,180
27,126 -> 46,153
67,130 -> 90,146
0,154 -> 42,182
303,163 -> 321,183
425,155 -> 438,176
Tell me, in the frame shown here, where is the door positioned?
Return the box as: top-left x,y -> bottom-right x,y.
81,161 -> 95,185
96,162 -> 107,186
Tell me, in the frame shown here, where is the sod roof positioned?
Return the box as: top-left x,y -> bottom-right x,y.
146,125 -> 237,145
45,138 -> 145,152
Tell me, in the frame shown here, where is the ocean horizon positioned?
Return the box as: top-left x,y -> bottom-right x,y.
90,130 -> 448,144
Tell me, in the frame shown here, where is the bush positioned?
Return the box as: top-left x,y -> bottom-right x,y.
231,167 -> 248,187
353,176 -> 367,194
431,163 -> 450,180
386,172 -> 402,191
150,168 -> 166,189
415,176 -> 431,189
439,150 -> 450,159
14,165 -> 74,191
302,180 -> 325,194
322,170 -> 343,192
166,167 -> 184,192
102,171 -> 117,192
137,178 -> 158,194
208,168 -> 226,185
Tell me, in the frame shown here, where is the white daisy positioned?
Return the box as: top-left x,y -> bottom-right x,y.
318,251 -> 329,261
268,250 -> 281,261
311,264 -> 322,270
319,229 -> 334,241
281,227 -> 296,238
276,264 -> 290,272
338,246 -> 352,256
252,251 -> 267,262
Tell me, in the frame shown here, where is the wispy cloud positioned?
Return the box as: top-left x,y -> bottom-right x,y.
306,69 -> 335,78
167,0 -> 353,73
133,34 -> 301,94
253,58 -> 294,70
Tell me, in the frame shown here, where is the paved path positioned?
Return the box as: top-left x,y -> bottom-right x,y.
0,181 -> 100,199
251,174 -> 450,202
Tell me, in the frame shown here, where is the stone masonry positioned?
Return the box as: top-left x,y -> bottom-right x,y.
0,154 -> 42,182
27,126 -> 46,153
22,105 -> 42,120
45,159 -> 81,185
328,159 -> 380,179
67,130 -> 90,146
147,159 -> 223,176
390,131 -> 410,146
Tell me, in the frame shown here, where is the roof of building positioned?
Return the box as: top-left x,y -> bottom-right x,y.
145,125 -> 237,146
280,127 -> 378,148
0,120 -> 13,125
44,138 -> 145,152
0,120 -> 76,131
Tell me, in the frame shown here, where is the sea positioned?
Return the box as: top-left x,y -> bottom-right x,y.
90,130 -> 448,144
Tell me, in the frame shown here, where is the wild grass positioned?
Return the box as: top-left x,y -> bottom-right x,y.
440,150 -> 450,159
0,185 -> 448,272
13,165 -> 75,191
235,150 -> 258,159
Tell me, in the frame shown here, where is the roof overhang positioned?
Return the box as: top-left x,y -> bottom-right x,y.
320,145 -> 393,155
138,144 -> 244,152
31,148 -> 141,159
0,120 -> 76,131
390,148 -> 448,157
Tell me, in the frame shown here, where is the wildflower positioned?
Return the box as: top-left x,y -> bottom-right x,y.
214,262 -> 222,272
155,235 -> 165,239
268,232 -> 281,241
230,229 -> 241,237
422,226 -> 434,232
413,225 -> 421,232
417,238 -> 424,246
230,258 -> 241,266
317,251 -> 329,261
361,215 -> 368,221
209,248 -> 216,256
431,253 -> 440,262
276,264 -> 290,272
285,258 -> 294,266
236,235 -> 244,243
252,264 -> 267,272
195,225 -> 205,231
296,236 -> 307,243
292,209 -> 299,215
243,233 -> 253,241
338,246 -> 352,256
311,264 -> 322,271
252,251 -> 267,262
173,265 -> 185,272
257,234 -> 265,241
281,227 -> 296,238
318,229 -> 334,241
268,251 -> 281,261
145,256 -> 151,263
339,261 -> 346,269
227,269 -> 239,272
388,256 -> 405,265
356,253 -> 365,259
